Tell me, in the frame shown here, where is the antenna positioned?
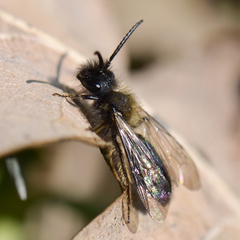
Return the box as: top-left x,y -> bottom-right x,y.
103,19 -> 143,71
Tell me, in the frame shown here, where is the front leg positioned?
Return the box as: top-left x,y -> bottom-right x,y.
52,92 -> 80,98
53,92 -> 98,101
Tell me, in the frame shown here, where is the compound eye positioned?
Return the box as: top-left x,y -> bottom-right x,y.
81,78 -> 101,93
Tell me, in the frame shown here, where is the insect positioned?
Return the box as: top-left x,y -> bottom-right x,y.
54,20 -> 200,233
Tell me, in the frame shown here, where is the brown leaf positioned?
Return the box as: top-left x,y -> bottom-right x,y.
73,142 -> 240,240
0,10 -> 106,158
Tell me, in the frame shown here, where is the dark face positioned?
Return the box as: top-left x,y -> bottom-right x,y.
77,61 -> 116,97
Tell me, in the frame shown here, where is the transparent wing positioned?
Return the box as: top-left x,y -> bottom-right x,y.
135,108 -> 201,190
114,111 -> 172,223
113,107 -> 200,223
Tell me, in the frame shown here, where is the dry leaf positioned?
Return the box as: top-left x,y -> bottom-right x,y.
0,10 -> 106,159
73,143 -> 240,240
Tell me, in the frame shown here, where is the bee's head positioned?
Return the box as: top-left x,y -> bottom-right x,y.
76,51 -> 116,97
76,19 -> 143,97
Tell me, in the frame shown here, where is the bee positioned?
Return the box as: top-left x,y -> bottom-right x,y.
54,20 -> 200,233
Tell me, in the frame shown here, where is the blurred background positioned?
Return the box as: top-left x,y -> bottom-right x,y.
0,0 -> 240,239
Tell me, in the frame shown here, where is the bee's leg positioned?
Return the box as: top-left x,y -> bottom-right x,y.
53,92 -> 99,100
52,92 -> 82,107
111,134 -> 129,188
111,134 -> 133,221
52,92 -> 81,98
100,146 -> 123,186
53,92 -> 99,107
91,122 -> 108,134
100,131 -> 138,231
101,145 -> 139,232
81,94 -> 99,100
125,186 -> 132,223
111,133 -> 138,232
123,185 -> 138,233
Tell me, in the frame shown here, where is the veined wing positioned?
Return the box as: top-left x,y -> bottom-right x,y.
114,110 -> 172,222
135,108 -> 201,190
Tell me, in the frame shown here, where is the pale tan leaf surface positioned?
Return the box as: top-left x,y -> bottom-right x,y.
73,144 -> 240,240
0,10 -> 106,158
0,0 -> 127,68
